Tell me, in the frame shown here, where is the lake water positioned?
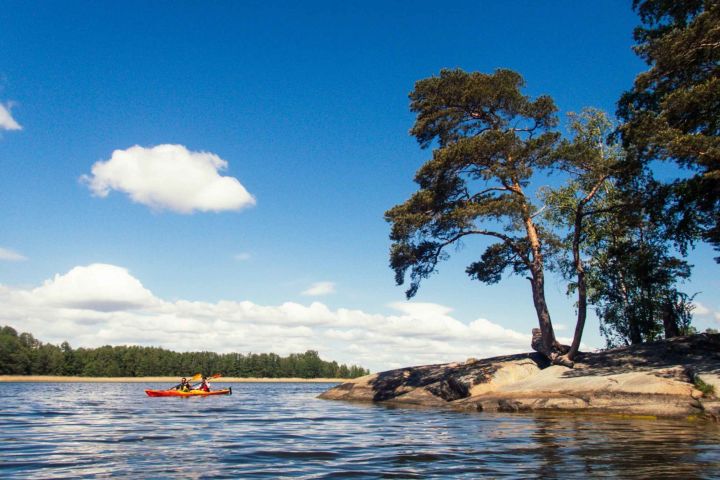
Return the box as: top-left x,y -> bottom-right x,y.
1,382 -> 719,479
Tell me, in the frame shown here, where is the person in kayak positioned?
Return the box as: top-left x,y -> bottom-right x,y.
174,377 -> 192,392
197,376 -> 211,392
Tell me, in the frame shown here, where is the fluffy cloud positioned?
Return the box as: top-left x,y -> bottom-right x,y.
302,281 -> 336,296
0,264 -> 541,371
29,264 -> 158,311
81,144 -> 256,213
693,302 -> 720,324
0,247 -> 27,262
693,302 -> 710,316
0,102 -> 21,131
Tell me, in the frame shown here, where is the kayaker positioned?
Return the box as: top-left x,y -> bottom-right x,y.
197,376 -> 211,392
174,377 -> 191,392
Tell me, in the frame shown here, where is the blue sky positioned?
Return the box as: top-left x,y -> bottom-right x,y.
1,1 -> 718,371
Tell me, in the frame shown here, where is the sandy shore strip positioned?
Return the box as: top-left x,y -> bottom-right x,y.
0,376 -> 346,383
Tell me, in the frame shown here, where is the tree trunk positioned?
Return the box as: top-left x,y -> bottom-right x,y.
564,207 -> 588,362
523,210 -> 569,359
513,180 -> 568,362
528,265 -> 558,355
629,320 -> 643,344
663,299 -> 680,339
565,269 -> 586,361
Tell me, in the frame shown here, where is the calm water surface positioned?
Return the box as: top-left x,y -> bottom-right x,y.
0,382 -> 718,479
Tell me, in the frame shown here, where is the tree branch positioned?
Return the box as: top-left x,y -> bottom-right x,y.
531,205 -> 547,219
583,204 -> 627,218
470,186 -> 511,201
579,175 -> 610,207
434,229 -> 530,268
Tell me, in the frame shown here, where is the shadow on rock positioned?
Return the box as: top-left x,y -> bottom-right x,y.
566,333 -> 720,378
368,352 -> 548,402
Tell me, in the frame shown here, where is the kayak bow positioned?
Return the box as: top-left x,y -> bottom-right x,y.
145,387 -> 232,397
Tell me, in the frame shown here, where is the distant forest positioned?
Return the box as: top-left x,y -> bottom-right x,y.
0,325 -> 370,378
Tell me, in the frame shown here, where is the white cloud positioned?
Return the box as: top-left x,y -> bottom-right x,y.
0,247 -> 27,262
302,281 -> 336,296
81,144 -> 256,214
693,302 -> 720,324
234,252 -> 251,261
389,301 -> 452,318
0,102 -> 21,131
693,302 -> 710,316
0,264 -> 535,372
29,263 -> 158,311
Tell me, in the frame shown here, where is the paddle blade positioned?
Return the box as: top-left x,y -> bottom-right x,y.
190,373 -> 202,382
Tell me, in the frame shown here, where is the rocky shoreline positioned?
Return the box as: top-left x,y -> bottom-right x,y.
319,334 -> 720,422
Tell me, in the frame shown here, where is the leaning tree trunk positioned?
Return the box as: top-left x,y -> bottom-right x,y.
528,265 -> 557,354
513,179 -> 569,363
523,213 -> 569,361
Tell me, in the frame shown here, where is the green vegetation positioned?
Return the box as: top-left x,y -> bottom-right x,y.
0,325 -> 369,378
586,214 -> 695,348
386,0 -> 718,361
546,110 -> 695,349
386,68 -> 567,361
694,376 -> 716,397
542,108 -> 624,359
618,0 -> 720,261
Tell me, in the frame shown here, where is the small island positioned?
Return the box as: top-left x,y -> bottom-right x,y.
320,333 -> 720,422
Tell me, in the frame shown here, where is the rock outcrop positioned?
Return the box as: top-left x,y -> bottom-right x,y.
319,333 -> 720,422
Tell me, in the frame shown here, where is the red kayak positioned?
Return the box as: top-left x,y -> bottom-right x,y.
145,387 -> 232,397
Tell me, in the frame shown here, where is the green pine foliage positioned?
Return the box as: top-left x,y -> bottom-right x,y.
386,68 -> 567,358
386,65 -> 704,358
618,0 -> 720,260
0,325 -> 370,378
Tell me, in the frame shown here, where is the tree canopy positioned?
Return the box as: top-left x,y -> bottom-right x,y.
386,68 -> 567,359
387,65 -> 705,363
545,110 -> 695,350
618,0 -> 720,259
542,109 -> 623,359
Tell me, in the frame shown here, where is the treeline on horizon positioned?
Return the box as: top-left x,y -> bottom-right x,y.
0,325 -> 370,379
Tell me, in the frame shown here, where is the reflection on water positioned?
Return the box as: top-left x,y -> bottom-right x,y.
0,382 -> 718,478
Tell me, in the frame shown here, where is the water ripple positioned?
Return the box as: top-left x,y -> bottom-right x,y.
0,382 -> 718,478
